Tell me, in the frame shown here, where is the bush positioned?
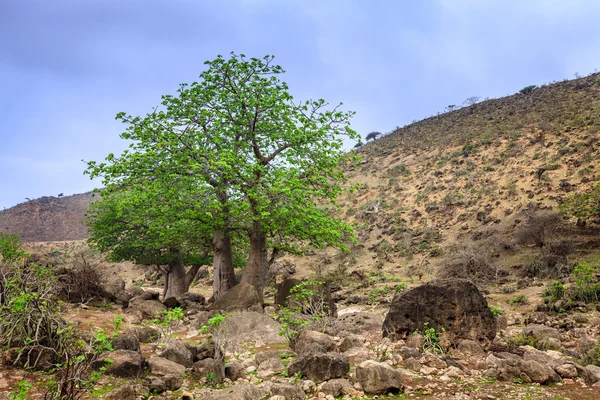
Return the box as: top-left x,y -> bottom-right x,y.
519,85 -> 537,95
436,244 -> 497,287
515,212 -> 563,248
571,261 -> 600,303
560,184 -> 600,224
57,252 -> 110,304
509,294 -> 529,305
0,233 -> 27,264
579,340 -> 600,366
543,281 -> 566,303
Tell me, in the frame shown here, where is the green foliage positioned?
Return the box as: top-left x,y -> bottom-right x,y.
520,85 -> 537,94
509,294 -> 529,305
388,164 -> 410,177
394,283 -> 407,293
560,184 -> 600,223
275,280 -> 334,343
414,322 -> 445,354
0,232 -> 28,264
85,52 -> 359,294
199,312 -> 231,361
151,307 -> 185,342
8,381 -> 32,400
368,287 -> 389,304
571,261 -> 600,303
543,281 -> 566,303
579,340 -> 600,366
461,142 -> 478,157
489,306 -> 503,318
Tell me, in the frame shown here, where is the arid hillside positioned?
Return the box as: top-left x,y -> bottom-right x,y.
0,192 -> 94,242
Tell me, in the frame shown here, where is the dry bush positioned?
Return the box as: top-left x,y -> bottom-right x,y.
514,212 -> 563,247
521,240 -> 574,279
56,252 -> 109,304
436,243 -> 499,287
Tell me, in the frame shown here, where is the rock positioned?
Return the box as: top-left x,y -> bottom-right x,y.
485,352 -> 524,381
255,349 -> 294,365
302,380 -> 316,394
225,360 -> 246,380
456,339 -> 485,356
356,360 -> 403,394
383,279 -> 496,346
159,341 -> 194,368
192,358 -> 225,383
127,294 -> 166,320
205,382 -> 267,400
212,312 -> 287,352
270,383 -> 306,400
212,282 -> 262,312
143,375 -> 182,393
287,352 -> 350,381
319,378 -> 355,397
125,326 -> 160,343
522,325 -> 561,341
269,396 -> 286,400
111,333 -> 141,353
148,356 -> 186,377
274,278 -> 302,307
293,330 -> 336,355
337,312 -> 383,334
520,360 -> 561,384
398,346 -> 422,360
343,347 -> 370,366
585,365 -> 600,384
93,350 -> 144,378
163,296 -> 181,309
180,292 -> 206,308
257,357 -> 285,378
104,384 -> 149,400
404,357 -> 422,371
101,274 -> 126,299
405,334 -> 424,349
338,333 -> 363,352
555,363 -> 578,379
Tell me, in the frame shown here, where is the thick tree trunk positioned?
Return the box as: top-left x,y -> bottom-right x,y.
240,222 -> 268,298
212,230 -> 236,300
163,250 -> 200,299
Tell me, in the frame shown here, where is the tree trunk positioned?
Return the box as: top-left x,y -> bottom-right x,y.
212,230 -> 236,300
240,222 -> 268,298
163,250 -> 200,299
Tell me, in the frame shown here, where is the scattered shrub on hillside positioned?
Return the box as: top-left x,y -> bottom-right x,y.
519,85 -> 537,95
514,211 -> 563,248
365,131 -> 382,141
436,243 -> 498,287
58,252 -> 109,304
571,261 -> 600,303
560,184 -> 600,225
388,163 -> 410,177
543,281 -> 567,303
579,340 -> 600,367
509,294 -> 529,305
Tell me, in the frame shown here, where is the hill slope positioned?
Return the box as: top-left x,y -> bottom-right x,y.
0,193 -> 94,242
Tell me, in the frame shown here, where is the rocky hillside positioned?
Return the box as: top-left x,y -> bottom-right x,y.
287,73 -> 600,283
0,192 -> 94,242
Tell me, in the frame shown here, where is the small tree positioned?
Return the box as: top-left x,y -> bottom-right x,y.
0,233 -> 27,264
365,131 -> 381,141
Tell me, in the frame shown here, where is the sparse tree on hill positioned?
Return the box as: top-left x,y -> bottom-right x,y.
365,131 -> 381,141
560,184 -> 600,226
463,96 -> 480,106
86,52 -> 358,299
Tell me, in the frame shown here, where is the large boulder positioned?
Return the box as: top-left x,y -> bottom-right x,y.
127,291 -> 166,320
287,352 -> 349,381
382,279 -> 496,345
269,383 -> 306,400
148,356 -> 186,377
192,358 -> 226,383
293,330 -> 337,355
104,384 -> 149,400
212,283 -> 262,312
111,333 -> 141,353
356,360 -> 404,394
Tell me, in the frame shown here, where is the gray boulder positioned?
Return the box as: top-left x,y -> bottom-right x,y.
356,360 -> 403,394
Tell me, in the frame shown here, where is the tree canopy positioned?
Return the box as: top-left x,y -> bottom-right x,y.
85,52 -> 359,299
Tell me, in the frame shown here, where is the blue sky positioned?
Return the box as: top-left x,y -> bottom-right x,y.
2,0 -> 600,209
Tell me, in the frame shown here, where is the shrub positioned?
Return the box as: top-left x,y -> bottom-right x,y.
543,281 -> 566,303
514,212 -> 563,248
365,131 -> 382,141
519,85 -> 537,95
275,280 -> 336,345
414,322 -> 445,354
571,261 -> 600,303
199,312 -> 231,361
436,244 -> 497,287
151,307 -> 184,344
0,233 -> 27,264
560,184 -> 600,224
579,340 -> 600,366
509,294 -> 529,305
388,164 -> 410,177
489,306 -> 503,318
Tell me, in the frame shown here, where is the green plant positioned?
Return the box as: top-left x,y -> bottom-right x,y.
8,380 -> 32,400
489,306 -> 503,318
519,85 -> 537,95
0,232 -> 28,264
205,371 -> 217,386
275,280 -> 335,344
571,261 -> 600,303
543,281 -> 566,303
579,340 -> 600,366
509,294 -> 529,305
414,322 -> 445,354
199,312 -> 231,361
151,307 -> 185,343
394,283 -> 407,293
